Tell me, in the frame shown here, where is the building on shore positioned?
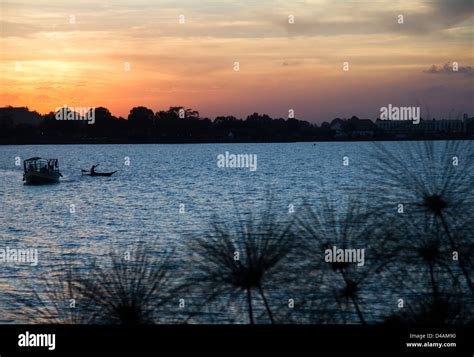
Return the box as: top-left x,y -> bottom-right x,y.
374,117 -> 470,138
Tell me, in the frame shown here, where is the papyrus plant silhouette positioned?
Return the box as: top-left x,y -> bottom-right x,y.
370,140 -> 474,293
380,213 -> 473,325
298,197 -> 398,324
10,245 -> 174,325
76,243 -> 173,325
9,259 -> 92,324
185,201 -> 296,324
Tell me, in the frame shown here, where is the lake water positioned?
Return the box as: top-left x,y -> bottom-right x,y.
0,141 -> 472,323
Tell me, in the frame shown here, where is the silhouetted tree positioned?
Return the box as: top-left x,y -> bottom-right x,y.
128,106 -> 155,138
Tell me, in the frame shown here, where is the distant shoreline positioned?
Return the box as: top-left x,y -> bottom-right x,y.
2,107 -> 473,146
1,136 -> 473,145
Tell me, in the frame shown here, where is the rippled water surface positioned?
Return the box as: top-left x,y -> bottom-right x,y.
0,141 -> 471,323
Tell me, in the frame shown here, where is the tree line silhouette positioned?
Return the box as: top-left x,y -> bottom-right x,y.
0,106 -> 319,143
1,106 -> 472,144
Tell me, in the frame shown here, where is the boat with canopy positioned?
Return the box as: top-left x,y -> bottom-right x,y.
23,157 -> 62,184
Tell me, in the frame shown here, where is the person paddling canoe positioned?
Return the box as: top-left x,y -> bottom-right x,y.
82,165 -> 117,176
90,164 -> 99,175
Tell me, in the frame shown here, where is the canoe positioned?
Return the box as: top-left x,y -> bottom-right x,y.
81,170 -> 117,177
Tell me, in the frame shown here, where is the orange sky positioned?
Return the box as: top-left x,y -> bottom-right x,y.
1,0 -> 473,121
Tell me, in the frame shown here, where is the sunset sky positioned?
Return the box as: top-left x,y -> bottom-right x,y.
1,0 -> 473,122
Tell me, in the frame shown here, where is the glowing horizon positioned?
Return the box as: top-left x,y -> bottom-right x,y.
1,0 -> 473,122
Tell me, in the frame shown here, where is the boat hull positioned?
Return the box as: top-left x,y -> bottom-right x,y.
24,172 -> 61,184
82,170 -> 117,177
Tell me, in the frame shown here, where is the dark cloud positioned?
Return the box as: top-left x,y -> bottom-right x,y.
2,0 -> 473,39
423,63 -> 474,76
434,0 -> 473,19
271,0 -> 473,37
